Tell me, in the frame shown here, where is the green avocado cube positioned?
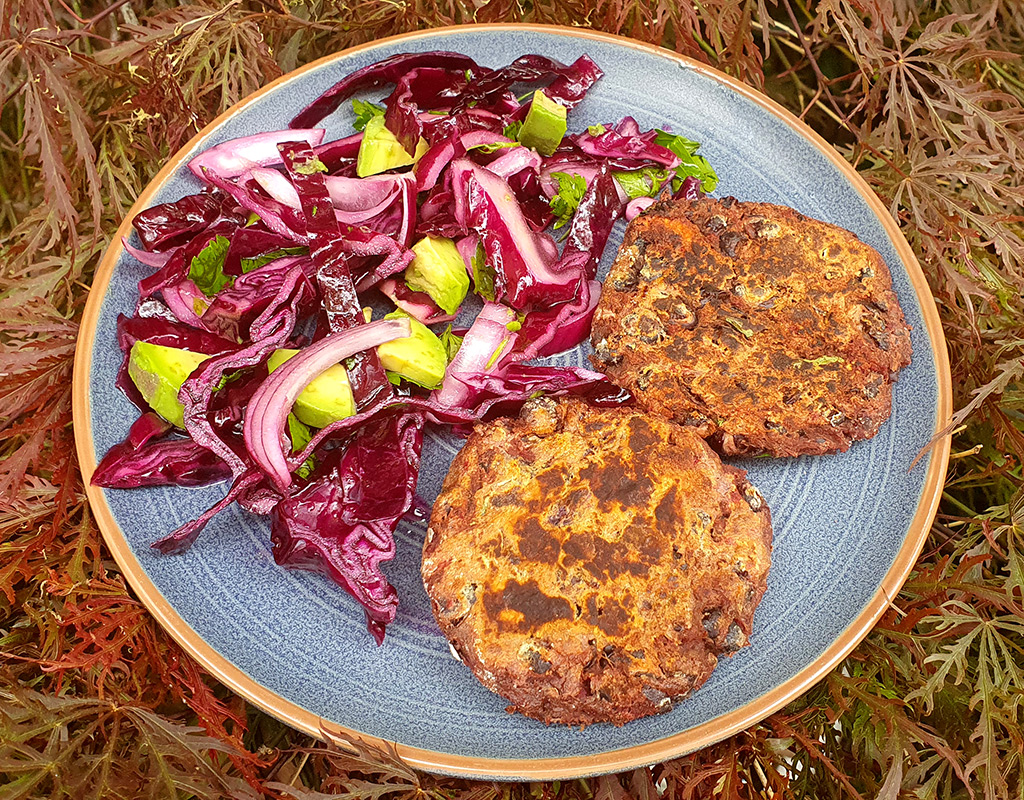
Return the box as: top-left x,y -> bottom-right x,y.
518,90 -> 567,156
405,236 -> 470,315
356,114 -> 428,177
267,349 -> 355,429
127,341 -> 210,429
376,310 -> 449,389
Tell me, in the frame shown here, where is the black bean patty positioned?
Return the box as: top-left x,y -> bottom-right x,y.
590,196 -> 913,457
422,399 -> 773,726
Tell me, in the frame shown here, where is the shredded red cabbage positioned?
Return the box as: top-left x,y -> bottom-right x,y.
93,412 -> 232,489
290,52 -> 481,130
271,412 -> 423,644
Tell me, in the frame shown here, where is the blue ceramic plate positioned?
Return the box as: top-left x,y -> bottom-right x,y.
74,25 -> 951,780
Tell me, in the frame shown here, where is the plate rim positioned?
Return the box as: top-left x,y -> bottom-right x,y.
72,22 -> 953,780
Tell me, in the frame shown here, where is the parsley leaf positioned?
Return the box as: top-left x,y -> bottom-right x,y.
352,98 -> 385,132
188,235 -> 232,297
548,172 -> 588,229
503,120 -> 523,140
655,129 -> 719,193
240,246 -> 309,273
613,167 -> 670,200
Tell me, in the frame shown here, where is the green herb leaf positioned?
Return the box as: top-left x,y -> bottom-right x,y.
612,167 -> 670,199
239,246 -> 309,273
468,140 -> 521,154
439,325 -> 464,363
588,123 -> 607,135
655,129 -> 719,193
471,242 -> 496,302
286,414 -> 315,480
725,316 -> 754,337
187,235 -> 233,297
806,355 -> 845,367
351,98 -> 385,132
293,157 -> 328,175
548,172 -> 588,230
503,120 -> 523,140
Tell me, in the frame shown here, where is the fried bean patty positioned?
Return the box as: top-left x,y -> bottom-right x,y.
422,399 -> 772,726
590,197 -> 913,457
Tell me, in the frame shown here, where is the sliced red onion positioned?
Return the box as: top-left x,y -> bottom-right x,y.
122,237 -> 176,268
244,317 -> 411,490
461,130 -> 514,150
433,303 -> 518,409
250,167 -> 301,208
326,175 -> 399,213
626,196 -> 656,221
162,279 -> 208,328
486,146 -> 542,179
454,160 -> 577,309
414,140 -> 459,192
250,167 -> 406,227
189,129 -> 326,180
455,234 -> 479,279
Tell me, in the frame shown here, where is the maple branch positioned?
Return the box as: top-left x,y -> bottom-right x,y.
779,0 -> 856,135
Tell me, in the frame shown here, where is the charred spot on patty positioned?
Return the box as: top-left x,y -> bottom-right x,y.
421,400 -> 773,727
590,196 -> 913,457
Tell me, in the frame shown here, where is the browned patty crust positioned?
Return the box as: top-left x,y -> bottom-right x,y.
590,196 -> 913,457
422,399 -> 773,726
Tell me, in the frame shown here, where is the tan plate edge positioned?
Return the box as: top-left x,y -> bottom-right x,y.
72,23 -> 953,781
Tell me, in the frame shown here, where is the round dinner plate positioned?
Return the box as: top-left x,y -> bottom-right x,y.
73,25 -> 951,780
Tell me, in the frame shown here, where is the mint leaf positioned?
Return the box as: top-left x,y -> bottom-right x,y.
655,129 -> 719,193
240,246 -> 308,273
548,172 -> 588,230
613,167 -> 670,200
352,98 -> 385,132
188,235 -> 232,297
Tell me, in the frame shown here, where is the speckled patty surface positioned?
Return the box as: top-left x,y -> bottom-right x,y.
422,399 -> 773,726
591,197 -> 913,457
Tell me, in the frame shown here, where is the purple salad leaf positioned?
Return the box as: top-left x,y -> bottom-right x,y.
279,141 -> 394,408
289,52 -> 482,130
270,412 -> 424,644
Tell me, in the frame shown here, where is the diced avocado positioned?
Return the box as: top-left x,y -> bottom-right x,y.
376,310 -> 448,389
405,236 -> 470,315
127,341 -> 209,429
518,90 -> 567,156
268,349 -> 355,429
356,114 -> 428,177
